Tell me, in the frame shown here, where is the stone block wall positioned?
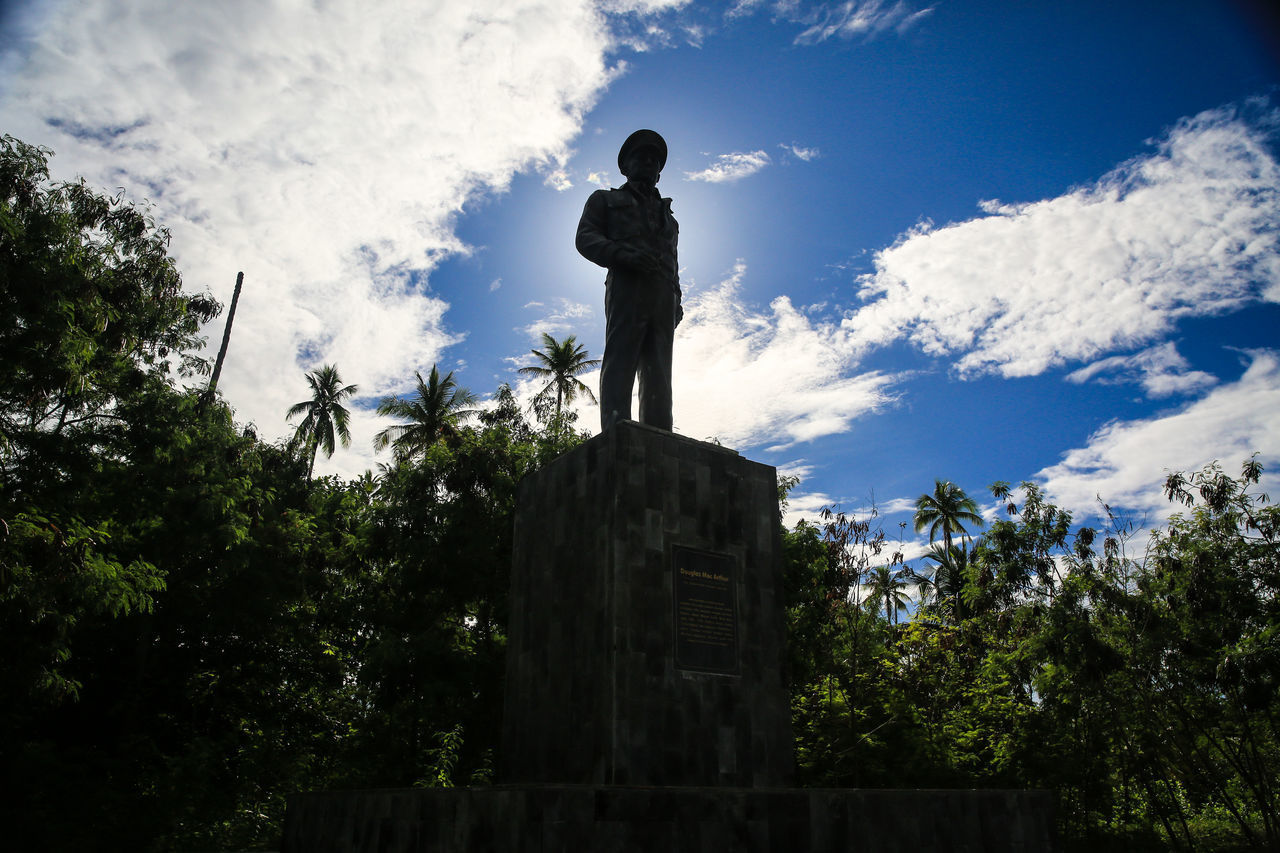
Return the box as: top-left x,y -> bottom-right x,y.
500,421 -> 794,787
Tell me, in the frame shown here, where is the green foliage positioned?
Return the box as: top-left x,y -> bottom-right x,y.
0,135 -> 217,464
374,364 -> 478,462
783,463 -> 1280,851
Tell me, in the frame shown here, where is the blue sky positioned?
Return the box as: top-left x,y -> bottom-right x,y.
2,0 -> 1278,561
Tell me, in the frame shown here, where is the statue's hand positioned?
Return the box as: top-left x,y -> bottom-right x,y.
613,246 -> 664,277
674,298 -> 683,328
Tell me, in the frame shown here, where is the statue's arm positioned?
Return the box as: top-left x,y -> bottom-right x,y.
575,190 -> 620,269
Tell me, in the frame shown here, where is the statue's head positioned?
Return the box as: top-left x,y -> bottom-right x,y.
618,129 -> 667,187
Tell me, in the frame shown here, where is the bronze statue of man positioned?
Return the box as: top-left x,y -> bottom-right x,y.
575,129 -> 682,432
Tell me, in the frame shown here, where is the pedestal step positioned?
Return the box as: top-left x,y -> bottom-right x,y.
281,785 -> 1055,852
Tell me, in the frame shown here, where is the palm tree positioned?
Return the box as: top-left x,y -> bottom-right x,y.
867,564 -> 912,624
374,365 -> 477,462
517,333 -> 600,429
914,479 -> 985,555
920,543 -> 972,622
286,364 -> 358,480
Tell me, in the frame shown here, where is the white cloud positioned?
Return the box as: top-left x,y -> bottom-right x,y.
517,298 -> 595,341
791,1 -> 935,45
489,278 -> 503,292
843,104 -> 1280,378
1066,342 -> 1217,398
782,490 -> 839,528
1037,349 -> 1280,523
672,262 -> 900,447
544,168 -> 573,191
876,496 -> 920,516
780,142 -> 820,161
0,0 -> 629,478
725,0 -> 766,20
602,0 -> 697,52
723,0 -> 933,41
599,0 -> 691,12
684,150 -> 771,182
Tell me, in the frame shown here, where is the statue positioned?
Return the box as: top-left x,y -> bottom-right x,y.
575,129 -> 682,432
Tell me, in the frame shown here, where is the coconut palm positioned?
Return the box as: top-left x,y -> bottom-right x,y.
920,543 -> 973,622
867,564 -> 912,624
517,333 -> 600,428
374,365 -> 477,462
914,479 -> 985,555
286,364 -> 357,480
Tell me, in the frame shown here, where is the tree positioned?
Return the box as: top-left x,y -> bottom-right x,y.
0,134 -> 218,477
914,479 -> 984,555
918,543 -> 972,622
517,333 -> 599,431
867,564 -> 912,625
286,363 -> 357,479
373,365 -> 477,463
0,135 -> 219,714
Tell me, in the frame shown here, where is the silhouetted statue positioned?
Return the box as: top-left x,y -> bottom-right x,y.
576,129 -> 681,432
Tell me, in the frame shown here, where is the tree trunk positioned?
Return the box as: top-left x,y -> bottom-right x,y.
205,271 -> 244,405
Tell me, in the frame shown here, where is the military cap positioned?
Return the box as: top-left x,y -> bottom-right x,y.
617,129 -> 667,173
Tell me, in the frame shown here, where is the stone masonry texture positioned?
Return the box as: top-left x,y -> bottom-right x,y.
500,421 -> 794,787
281,786 -> 1056,853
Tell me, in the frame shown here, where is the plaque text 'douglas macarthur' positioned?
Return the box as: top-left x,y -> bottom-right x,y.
672,547 -> 740,674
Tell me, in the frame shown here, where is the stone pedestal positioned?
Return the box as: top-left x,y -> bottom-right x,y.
501,421 -> 793,787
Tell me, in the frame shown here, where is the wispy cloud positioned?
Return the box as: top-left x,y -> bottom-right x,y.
1037,349 -> 1280,523
684,150 -> 771,182
780,142 -> 821,161
843,103 -> 1280,379
725,0 -> 767,20
1066,342 -> 1217,398
518,298 -> 594,341
600,0 -> 693,12
732,1 -> 935,45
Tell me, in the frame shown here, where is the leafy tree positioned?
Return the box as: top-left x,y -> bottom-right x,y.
978,480 -> 1073,607
914,479 -> 985,554
0,135 -> 218,722
785,505 -> 904,788
351,385 -> 577,789
286,363 -> 358,479
0,135 -> 218,477
374,365 -> 477,462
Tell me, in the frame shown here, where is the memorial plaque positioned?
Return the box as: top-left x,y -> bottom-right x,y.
672,546 -> 739,674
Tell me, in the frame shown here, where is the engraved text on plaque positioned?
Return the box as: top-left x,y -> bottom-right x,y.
672,546 -> 739,674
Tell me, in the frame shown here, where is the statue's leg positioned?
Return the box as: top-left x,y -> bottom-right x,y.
600,279 -> 645,431
636,287 -> 675,431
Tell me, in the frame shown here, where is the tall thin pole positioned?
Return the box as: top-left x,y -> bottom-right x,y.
206,271 -> 243,403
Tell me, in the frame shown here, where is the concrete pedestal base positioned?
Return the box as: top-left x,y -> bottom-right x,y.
281,785 -> 1054,852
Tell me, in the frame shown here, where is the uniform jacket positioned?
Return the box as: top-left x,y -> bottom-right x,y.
575,183 -> 679,290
